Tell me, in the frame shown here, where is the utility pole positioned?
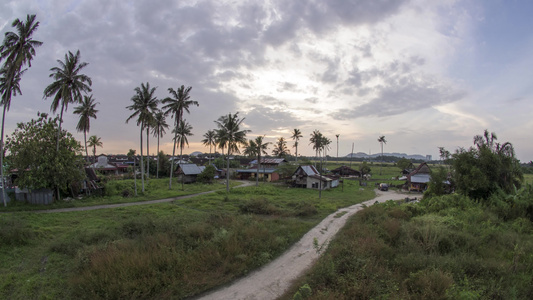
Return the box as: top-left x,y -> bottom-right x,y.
335,134 -> 339,161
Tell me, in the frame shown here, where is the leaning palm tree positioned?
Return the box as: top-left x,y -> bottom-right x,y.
87,135 -> 103,165
254,135 -> 270,186
126,82 -> 158,193
162,85 -> 198,189
309,130 -> 323,166
43,50 -> 92,152
201,129 -> 216,165
151,110 -> 168,178
173,119 -> 193,190
127,149 -> 137,196
215,112 -> 250,193
0,14 -> 42,207
291,129 -> 303,162
272,137 -> 290,158
378,135 -> 387,175
73,94 -> 98,163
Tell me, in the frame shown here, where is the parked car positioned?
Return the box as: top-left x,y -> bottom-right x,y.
379,183 -> 389,191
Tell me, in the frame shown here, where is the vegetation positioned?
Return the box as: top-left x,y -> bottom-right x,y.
0,180 -> 375,299
5,113 -> 85,195
73,94 -> 98,162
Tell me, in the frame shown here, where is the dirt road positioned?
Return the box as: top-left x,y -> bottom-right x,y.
197,190 -> 409,300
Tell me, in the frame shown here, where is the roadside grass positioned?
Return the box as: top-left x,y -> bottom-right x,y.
0,178 -> 238,212
0,179 -> 378,299
282,192 -> 533,299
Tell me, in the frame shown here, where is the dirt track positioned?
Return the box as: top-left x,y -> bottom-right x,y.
197,190 -> 409,300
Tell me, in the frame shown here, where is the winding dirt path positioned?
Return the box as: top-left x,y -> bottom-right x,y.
196,190 -> 409,300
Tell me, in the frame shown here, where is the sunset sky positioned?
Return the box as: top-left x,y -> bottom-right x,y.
1,0 -> 532,161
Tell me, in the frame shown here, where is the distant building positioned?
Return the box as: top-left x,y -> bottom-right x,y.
426,155 -> 432,161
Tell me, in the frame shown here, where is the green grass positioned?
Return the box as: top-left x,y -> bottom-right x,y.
0,179 -> 377,299
281,191 -> 533,299
0,178 -> 239,212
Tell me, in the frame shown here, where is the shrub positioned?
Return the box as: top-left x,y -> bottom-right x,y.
239,198 -> 280,215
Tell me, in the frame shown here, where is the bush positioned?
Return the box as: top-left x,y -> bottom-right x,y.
239,198 -> 280,215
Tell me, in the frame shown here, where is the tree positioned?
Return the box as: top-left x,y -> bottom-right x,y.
214,112 -> 249,193
201,129 -> 216,165
173,119 -> 193,190
87,135 -> 102,165
397,158 -> 412,170
360,161 -> 371,176
127,149 -> 137,196
162,85 -> 198,189
0,14 -> 42,207
451,130 -> 523,200
253,136 -> 270,186
43,50 -> 92,152
5,113 -> 84,197
151,110 -> 168,178
73,94 -> 98,163
378,135 -> 387,175
126,82 -> 158,193
309,130 -> 323,166
272,137 -> 290,158
291,129 -> 303,162
335,134 -> 340,160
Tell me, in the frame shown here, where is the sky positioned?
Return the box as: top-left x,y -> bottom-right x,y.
1,0 -> 532,162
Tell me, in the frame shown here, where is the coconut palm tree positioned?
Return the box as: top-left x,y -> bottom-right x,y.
73,94 -> 98,163
253,136 -> 270,186
126,82 -> 158,193
272,137 -> 290,158
201,129 -> 216,165
378,135 -> 387,175
162,85 -> 198,189
87,135 -> 103,165
151,110 -> 168,178
291,129 -> 303,162
43,50 -> 92,152
127,149 -> 137,196
309,130 -> 323,166
0,14 -> 42,207
215,112 -> 249,192
173,119 -> 193,190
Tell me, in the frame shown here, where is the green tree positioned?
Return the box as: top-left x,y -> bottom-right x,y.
197,164 -> 216,184
173,120 -> 193,190
126,82 -> 158,193
87,135 -> 103,165
0,14 -> 42,206
162,85 -> 198,189
253,136 -> 270,186
360,161 -> 371,176
202,129 -> 216,165
451,130 -> 523,200
272,137 -> 290,158
73,94 -> 98,163
215,112 -> 249,192
378,135 -> 387,175
151,110 -> 168,178
397,158 -> 412,170
126,149 -> 137,196
43,50 -> 92,152
291,128 -> 303,162
5,113 -> 84,197
425,166 -> 448,197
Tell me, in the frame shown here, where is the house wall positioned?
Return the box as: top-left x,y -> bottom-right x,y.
306,177 -> 330,190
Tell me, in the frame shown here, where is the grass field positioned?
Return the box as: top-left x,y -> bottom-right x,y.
0,177 -> 379,299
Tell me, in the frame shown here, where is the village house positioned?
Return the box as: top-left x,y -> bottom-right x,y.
407,162 -> 431,192
292,165 -> 333,190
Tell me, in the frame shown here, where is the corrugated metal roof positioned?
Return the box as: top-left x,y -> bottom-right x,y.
300,165 -> 319,176
250,158 -> 287,165
179,164 -> 204,175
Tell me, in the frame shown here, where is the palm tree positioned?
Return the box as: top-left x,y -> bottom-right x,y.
254,136 -> 270,186
272,137 -> 290,158
43,50 -> 92,152
291,129 -> 303,162
215,112 -> 250,192
201,129 -> 216,165
126,82 -> 158,193
127,149 -> 137,196
378,135 -> 387,175
73,94 -> 98,163
335,134 -> 340,160
173,119 -> 193,190
0,14 -> 42,207
151,110 -> 168,178
87,135 -> 103,165
162,85 -> 198,189
309,130 -> 323,166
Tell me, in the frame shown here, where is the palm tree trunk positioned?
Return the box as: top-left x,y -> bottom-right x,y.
156,135 -> 160,179
133,156 -> 137,196
1,104 -> 8,206
226,147 -> 230,193
140,127 -> 145,193
84,130 -> 89,163
55,104 -> 65,201
208,144 -> 212,165
256,153 -> 260,187
146,127 -> 150,180
169,127 -> 178,189
180,145 -> 184,191
295,143 -> 298,163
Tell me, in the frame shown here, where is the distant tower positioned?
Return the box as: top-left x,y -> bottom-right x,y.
426,155 -> 432,161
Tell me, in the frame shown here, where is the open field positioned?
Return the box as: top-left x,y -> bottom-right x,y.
0,179 -> 378,299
